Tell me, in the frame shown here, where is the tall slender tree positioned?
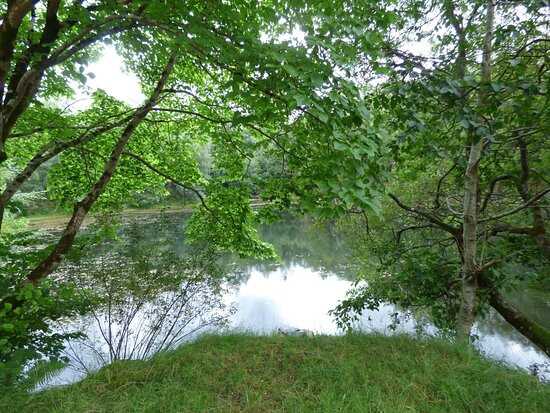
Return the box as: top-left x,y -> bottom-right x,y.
333,0 -> 550,353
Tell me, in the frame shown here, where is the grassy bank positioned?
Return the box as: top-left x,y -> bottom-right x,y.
23,204 -> 191,229
21,200 -> 269,229
4,334 -> 549,412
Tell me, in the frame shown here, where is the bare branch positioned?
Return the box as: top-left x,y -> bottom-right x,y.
433,164 -> 457,210
479,188 -> 550,223
395,224 -> 437,242
490,224 -> 535,236
163,88 -> 226,109
479,174 -> 514,213
150,107 -> 230,124
121,151 -> 212,213
388,192 -> 460,236
480,251 -> 522,272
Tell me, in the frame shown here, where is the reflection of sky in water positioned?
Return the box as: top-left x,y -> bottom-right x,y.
227,263 -> 550,380
474,327 -> 549,374
42,215 -> 550,387
228,265 -> 350,334
46,262 -> 550,388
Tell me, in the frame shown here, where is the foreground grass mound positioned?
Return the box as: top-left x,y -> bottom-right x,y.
4,334 -> 550,412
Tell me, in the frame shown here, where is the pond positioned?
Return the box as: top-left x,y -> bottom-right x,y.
42,213 -> 550,386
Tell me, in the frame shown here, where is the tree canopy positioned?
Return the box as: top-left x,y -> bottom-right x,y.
1,0 -> 549,377
332,0 -> 550,354
0,0 -> 394,373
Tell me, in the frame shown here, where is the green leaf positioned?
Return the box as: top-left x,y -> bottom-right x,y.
334,141 -> 347,150
293,93 -> 311,107
459,119 -> 470,129
2,323 -> 15,331
310,74 -> 325,87
283,64 -> 299,77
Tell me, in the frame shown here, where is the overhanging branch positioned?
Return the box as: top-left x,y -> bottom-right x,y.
122,151 -> 212,213
479,188 -> 550,223
389,192 -> 460,236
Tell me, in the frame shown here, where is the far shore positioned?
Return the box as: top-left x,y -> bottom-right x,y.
24,200 -> 269,229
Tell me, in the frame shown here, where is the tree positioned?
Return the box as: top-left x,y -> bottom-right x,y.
1,0 -> 395,368
333,0 -> 550,354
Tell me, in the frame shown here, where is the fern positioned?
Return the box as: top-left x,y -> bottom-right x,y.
0,358 -> 67,394
18,359 -> 68,392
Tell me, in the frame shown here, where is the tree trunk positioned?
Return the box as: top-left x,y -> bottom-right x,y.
0,0 -> 36,99
0,0 -> 37,163
0,202 -> 4,231
457,139 -> 483,339
490,292 -> 550,357
456,0 -> 495,340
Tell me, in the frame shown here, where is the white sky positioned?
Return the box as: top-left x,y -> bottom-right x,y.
71,45 -> 144,111
66,2 -> 535,113
70,23 -> 431,112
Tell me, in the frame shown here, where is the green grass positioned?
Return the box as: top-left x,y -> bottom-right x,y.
4,334 -> 550,412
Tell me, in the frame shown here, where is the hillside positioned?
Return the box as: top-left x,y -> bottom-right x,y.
5,334 -> 550,412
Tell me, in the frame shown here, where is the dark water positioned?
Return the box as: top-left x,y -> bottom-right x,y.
43,213 -> 550,385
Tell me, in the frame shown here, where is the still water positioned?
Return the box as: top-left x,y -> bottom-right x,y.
46,213 -> 550,385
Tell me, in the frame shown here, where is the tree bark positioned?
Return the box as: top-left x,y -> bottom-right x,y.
457,138 -> 483,339
456,0 -> 495,340
0,0 -> 37,99
0,203 -> 5,231
3,0 -> 61,105
0,0 -> 37,161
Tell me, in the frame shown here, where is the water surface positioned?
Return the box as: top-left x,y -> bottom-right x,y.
44,214 -> 550,385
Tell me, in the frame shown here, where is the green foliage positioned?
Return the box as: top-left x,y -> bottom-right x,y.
0,4 -> 399,309
0,359 -> 67,394
0,231 -> 96,386
187,181 -> 277,259
331,207 -> 462,332
3,0 -> 549,390
3,0 -> 397,265
0,278 -> 92,361
331,0 -> 550,336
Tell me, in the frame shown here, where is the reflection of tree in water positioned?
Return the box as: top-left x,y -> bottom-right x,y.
222,215 -> 355,285
475,306 -> 550,363
37,212 -> 550,380
472,284 -> 550,346
503,288 -> 550,330
473,307 -> 550,380
477,308 -> 528,339
84,213 -> 353,277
